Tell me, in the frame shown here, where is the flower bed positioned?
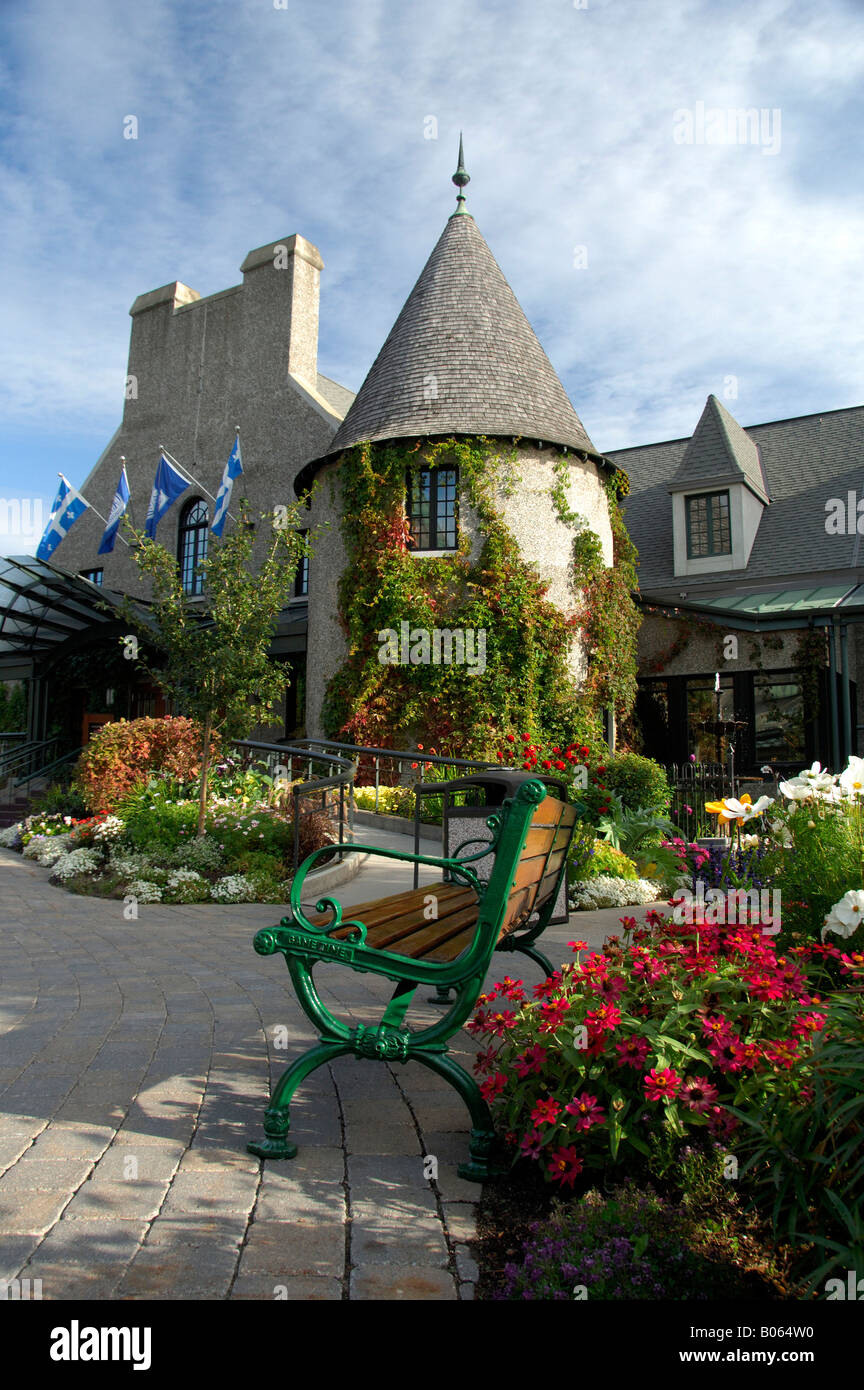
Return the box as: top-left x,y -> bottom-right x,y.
0,760 -> 336,905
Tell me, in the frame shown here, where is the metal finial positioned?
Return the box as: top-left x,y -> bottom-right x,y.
452,133 -> 470,214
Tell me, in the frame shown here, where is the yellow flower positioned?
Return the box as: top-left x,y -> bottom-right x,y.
705,792 -> 754,827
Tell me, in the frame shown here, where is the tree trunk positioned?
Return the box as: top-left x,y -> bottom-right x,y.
197,714 -> 212,838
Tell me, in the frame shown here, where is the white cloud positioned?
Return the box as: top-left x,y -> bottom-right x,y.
0,0 -> 862,485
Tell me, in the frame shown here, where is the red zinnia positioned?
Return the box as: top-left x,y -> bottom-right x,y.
547,1146 -> 583,1188
531,1097 -> 561,1126
564,1092 -> 606,1131
643,1067 -> 681,1102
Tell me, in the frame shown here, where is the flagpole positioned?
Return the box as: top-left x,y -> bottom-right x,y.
159,445 -> 238,523
59,472 -> 130,548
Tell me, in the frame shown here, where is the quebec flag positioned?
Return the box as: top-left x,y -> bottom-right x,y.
97,464 -> 130,554
144,453 -> 189,539
211,434 -> 243,537
36,475 -> 89,561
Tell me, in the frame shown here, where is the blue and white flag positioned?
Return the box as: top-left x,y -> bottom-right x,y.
36,475 -> 90,561
211,434 -> 243,537
144,453 -> 189,539
97,464 -> 130,554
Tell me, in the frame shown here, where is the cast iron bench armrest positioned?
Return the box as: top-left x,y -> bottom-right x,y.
287,838 -> 496,941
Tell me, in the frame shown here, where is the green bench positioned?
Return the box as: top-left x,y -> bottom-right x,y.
247,773 -> 577,1181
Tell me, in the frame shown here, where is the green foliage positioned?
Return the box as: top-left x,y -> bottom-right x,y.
353,784 -> 417,817
581,838 -> 639,880
762,798 -> 864,945
0,681 -> 26,731
321,437 -> 638,751
121,499 -> 306,832
731,986 -> 864,1288
29,781 -> 89,820
603,752 -> 671,813
75,716 -> 215,813
121,797 -> 200,851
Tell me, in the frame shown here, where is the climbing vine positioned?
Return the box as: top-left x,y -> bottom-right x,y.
321,437 -> 640,753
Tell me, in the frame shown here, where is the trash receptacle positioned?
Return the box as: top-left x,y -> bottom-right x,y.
415,770 -> 570,927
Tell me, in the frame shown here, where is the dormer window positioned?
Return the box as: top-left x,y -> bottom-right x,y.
407,467 -> 458,551
686,491 -> 731,559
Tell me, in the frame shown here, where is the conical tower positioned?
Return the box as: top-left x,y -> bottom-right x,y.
302,143 -> 615,738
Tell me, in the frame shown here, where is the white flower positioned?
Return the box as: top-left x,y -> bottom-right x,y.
721,795 -> 774,822
839,756 -> 864,799
778,778 -> 814,802
49,848 -> 101,881
822,889 -> 864,940
125,879 -> 163,904
211,874 -> 256,903
569,875 -> 662,910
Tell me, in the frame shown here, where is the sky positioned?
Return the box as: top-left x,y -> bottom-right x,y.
1,0 -> 862,553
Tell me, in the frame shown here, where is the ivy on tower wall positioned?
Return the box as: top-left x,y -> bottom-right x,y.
320,436 -> 640,753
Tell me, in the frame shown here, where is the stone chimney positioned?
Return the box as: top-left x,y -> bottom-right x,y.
240,233 -> 323,390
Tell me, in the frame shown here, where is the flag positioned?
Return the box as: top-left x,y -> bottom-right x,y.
36,475 -> 89,561
97,464 -> 130,554
211,434 -> 243,537
144,453 -> 189,539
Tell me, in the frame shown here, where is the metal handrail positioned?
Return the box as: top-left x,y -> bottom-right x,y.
230,739 -> 356,873
288,737 -> 498,813
14,746 -> 83,789
0,737 -> 59,779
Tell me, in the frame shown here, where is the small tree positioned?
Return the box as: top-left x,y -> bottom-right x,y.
119,501 -> 307,835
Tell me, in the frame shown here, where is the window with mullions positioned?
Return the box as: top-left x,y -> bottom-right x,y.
79,569 -> 103,586
686,491 -> 731,558
178,498 -> 208,595
407,467 -> 458,551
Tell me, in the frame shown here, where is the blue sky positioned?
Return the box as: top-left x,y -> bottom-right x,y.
1,0 -> 862,553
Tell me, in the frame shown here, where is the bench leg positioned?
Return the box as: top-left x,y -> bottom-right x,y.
412,1050 -> 507,1183
508,941 -> 555,978
427,984 -> 454,1006
247,1040 -> 351,1161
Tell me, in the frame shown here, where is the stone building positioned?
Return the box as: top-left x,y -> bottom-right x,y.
2,147 -> 862,777
613,394 -> 864,774
0,148 -> 616,755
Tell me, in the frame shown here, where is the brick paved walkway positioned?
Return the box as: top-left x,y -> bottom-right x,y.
0,839 -> 659,1300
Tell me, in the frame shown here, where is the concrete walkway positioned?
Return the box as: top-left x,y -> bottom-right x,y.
0,833 -> 661,1301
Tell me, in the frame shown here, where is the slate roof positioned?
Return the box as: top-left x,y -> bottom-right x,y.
614,403 -> 864,599
668,394 -> 768,502
313,210 -> 598,467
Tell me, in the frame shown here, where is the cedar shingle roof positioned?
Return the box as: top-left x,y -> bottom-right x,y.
668,394 -> 768,502
322,211 -> 598,461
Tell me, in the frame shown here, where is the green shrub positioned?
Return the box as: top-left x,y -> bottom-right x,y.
603,753 -> 670,814
122,798 -> 200,851
732,983 -> 864,1288
75,716 -> 219,813
29,781 -> 88,820
582,839 -> 638,880
353,785 -> 416,818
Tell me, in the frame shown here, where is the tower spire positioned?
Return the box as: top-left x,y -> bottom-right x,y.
451,133 -> 470,215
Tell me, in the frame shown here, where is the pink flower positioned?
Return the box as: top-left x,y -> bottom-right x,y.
564,1092 -> 606,1131
643,1067 -> 681,1102
679,1076 -> 719,1114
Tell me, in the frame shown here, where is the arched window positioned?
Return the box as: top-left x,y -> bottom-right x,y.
178,498 -> 208,595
